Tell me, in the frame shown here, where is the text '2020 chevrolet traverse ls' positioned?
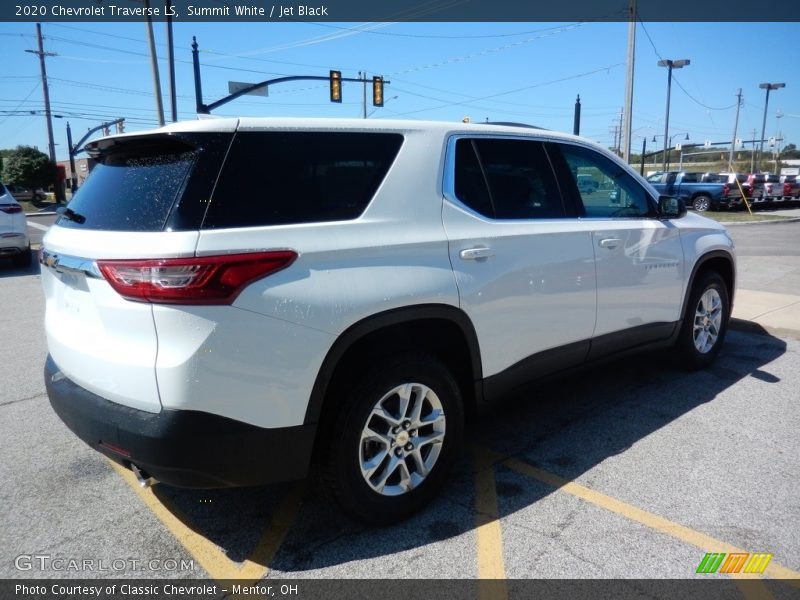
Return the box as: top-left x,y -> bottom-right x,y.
42,118 -> 735,524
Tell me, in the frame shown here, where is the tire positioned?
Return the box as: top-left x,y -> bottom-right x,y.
692,195 -> 711,212
11,245 -> 32,269
323,353 -> 464,525
676,271 -> 729,370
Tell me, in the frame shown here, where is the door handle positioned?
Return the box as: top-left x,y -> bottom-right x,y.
459,247 -> 495,260
599,238 -> 622,249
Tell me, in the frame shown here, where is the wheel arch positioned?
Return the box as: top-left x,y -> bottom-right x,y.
681,250 -> 736,321
304,304 -> 484,431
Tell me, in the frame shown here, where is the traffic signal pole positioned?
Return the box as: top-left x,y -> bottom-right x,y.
66,118 -> 124,192
191,37 -> 388,115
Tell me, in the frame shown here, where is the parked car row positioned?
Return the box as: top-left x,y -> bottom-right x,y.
707,172 -> 800,206
647,171 -> 800,211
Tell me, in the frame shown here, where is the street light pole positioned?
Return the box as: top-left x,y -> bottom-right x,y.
657,59 -> 690,173
758,82 -> 784,171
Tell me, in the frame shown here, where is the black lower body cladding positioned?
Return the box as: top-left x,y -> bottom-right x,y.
44,355 -> 317,488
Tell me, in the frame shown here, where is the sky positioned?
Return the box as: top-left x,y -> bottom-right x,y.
1,20 -> 798,163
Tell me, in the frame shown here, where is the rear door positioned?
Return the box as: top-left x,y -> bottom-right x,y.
41,132 -> 231,412
442,136 -> 597,381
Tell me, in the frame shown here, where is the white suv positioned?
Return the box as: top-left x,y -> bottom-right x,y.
0,183 -> 32,268
42,118 -> 736,523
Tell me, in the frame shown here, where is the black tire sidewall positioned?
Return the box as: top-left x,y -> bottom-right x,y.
325,354 -> 464,524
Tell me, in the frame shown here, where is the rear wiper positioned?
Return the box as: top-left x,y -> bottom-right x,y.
56,206 -> 86,224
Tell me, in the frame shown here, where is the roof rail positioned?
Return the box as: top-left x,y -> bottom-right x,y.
482,121 -> 548,130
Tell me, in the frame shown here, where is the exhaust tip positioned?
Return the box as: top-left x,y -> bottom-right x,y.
130,463 -> 158,489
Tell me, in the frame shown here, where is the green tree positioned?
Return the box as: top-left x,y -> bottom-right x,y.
2,146 -> 55,188
780,144 -> 799,159
0,148 -> 14,180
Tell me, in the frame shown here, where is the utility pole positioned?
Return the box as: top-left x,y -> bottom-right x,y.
751,128 -> 756,173
165,0 -> 178,122
26,23 -> 63,202
728,88 -> 742,169
573,95 -> 581,136
143,0 -> 165,126
621,0 -> 636,161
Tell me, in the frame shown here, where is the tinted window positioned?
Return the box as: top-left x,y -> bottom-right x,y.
556,144 -> 653,218
454,139 -> 494,217
203,132 -> 403,229
681,173 -> 699,183
59,134 -> 229,231
453,138 -> 565,219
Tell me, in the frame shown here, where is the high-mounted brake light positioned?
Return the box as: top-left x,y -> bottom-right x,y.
97,251 -> 297,305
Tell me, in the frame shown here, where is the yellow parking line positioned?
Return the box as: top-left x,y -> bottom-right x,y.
110,461 -> 302,582
486,453 -> 799,586
473,449 -> 508,600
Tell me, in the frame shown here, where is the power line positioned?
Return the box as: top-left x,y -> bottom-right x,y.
307,22 -> 586,39
390,63 -> 625,118
0,82 -> 39,127
637,19 -> 736,112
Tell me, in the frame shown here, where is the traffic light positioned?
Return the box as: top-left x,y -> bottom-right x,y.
372,76 -> 384,107
329,70 -> 342,103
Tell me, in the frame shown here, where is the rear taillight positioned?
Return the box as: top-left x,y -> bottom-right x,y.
97,251 -> 297,305
0,204 -> 22,214
722,183 -> 730,197
784,183 -> 792,196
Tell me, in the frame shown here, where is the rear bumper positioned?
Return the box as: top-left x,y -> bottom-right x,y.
0,233 -> 28,253
45,355 -> 317,488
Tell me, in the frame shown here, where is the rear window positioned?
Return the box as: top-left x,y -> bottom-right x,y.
202,131 -> 403,229
58,134 -> 231,232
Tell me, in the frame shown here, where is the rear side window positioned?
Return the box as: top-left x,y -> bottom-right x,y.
58,133 -> 231,232
59,142 -> 195,231
202,132 -> 403,229
453,138 -> 566,219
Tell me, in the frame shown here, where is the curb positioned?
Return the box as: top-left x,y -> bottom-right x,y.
729,318 -> 800,341
723,217 -> 800,226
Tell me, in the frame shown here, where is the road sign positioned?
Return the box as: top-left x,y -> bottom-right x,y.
768,137 -> 776,147
675,143 -> 682,151
228,81 -> 268,97
704,140 -> 711,149
736,138 -> 743,147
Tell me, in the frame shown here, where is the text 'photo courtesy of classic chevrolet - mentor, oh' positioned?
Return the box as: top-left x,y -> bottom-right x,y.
41,118 -> 736,524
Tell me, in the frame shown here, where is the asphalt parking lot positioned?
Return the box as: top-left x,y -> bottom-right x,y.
1,218 -> 799,598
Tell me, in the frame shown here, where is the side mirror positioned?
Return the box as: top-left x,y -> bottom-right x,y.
657,195 -> 686,219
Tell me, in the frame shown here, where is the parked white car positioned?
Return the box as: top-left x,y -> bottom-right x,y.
0,183 -> 32,268
41,118 -> 736,523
